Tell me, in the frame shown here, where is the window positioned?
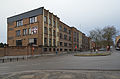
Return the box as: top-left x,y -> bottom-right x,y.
16,40 -> 22,46
44,27 -> 47,34
69,43 -> 72,47
29,28 -> 32,35
49,48 -> 51,51
44,16 -> 47,23
49,18 -> 51,25
64,43 -> 67,47
49,39 -> 52,46
64,27 -> 67,32
29,38 -> 37,45
16,20 -> 23,27
60,42 -> 63,46
60,33 -> 62,39
53,21 -> 56,27
44,48 -> 47,52
64,34 -> 67,40
59,25 -> 62,31
31,26 -> 38,34
49,28 -> 52,34
16,30 -> 21,37
44,38 -> 47,46
74,37 -> 76,42
23,29 -> 27,36
69,30 -> 71,34
53,30 -> 56,36
30,16 -> 37,23
60,48 -> 62,51
69,36 -> 71,41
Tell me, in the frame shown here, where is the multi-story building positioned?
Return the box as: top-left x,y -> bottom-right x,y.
7,7 -> 90,53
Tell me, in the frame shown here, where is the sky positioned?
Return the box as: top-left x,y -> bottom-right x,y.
0,0 -> 120,43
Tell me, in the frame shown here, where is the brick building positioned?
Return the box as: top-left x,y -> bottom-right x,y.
7,7 -> 90,53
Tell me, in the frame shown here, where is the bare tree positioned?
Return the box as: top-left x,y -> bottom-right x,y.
89,26 -> 117,48
102,26 -> 117,47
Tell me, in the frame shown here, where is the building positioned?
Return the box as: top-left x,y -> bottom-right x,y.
7,7 -> 90,53
115,35 -> 120,48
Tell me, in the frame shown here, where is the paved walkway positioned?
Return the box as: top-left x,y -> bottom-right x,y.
0,70 -> 120,79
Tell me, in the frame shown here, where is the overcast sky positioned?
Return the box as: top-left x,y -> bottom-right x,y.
0,0 -> 120,43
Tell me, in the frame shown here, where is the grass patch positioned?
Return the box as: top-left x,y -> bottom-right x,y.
74,52 -> 111,56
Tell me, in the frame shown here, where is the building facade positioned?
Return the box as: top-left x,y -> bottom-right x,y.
7,7 -> 90,53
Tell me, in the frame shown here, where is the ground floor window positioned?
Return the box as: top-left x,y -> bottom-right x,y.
16,40 -> 22,46
29,38 -> 37,45
49,48 -> 51,51
44,48 -> 47,52
64,49 -> 68,51
60,48 -> 62,51
53,48 -> 56,51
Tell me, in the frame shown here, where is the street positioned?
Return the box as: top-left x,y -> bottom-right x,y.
0,50 -> 120,74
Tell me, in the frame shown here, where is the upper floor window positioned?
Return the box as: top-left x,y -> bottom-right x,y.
59,25 -> 62,31
49,18 -> 51,25
64,34 -> 67,40
16,20 -> 23,27
53,30 -> 56,36
64,27 -> 67,32
28,28 -> 32,35
44,38 -> 47,46
16,30 -> 21,37
53,20 -> 56,27
30,16 -> 37,24
69,30 -> 71,34
23,29 -> 27,36
60,33 -> 63,39
44,16 -> 47,23
44,27 -> 48,34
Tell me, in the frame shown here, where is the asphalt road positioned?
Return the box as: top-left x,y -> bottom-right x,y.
0,50 -> 120,75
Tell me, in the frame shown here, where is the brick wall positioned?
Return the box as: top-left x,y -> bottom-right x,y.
0,48 -> 4,57
0,46 -> 43,57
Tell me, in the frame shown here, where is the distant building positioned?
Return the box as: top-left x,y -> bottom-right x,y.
115,35 -> 120,48
7,7 -> 90,53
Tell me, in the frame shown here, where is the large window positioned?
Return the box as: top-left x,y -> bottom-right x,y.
29,38 -> 37,45
23,29 -> 27,36
44,27 -> 47,34
16,30 -> 21,37
30,16 -> 37,24
69,36 -> 71,41
16,40 -> 22,46
16,20 -> 23,27
69,30 -> 71,34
